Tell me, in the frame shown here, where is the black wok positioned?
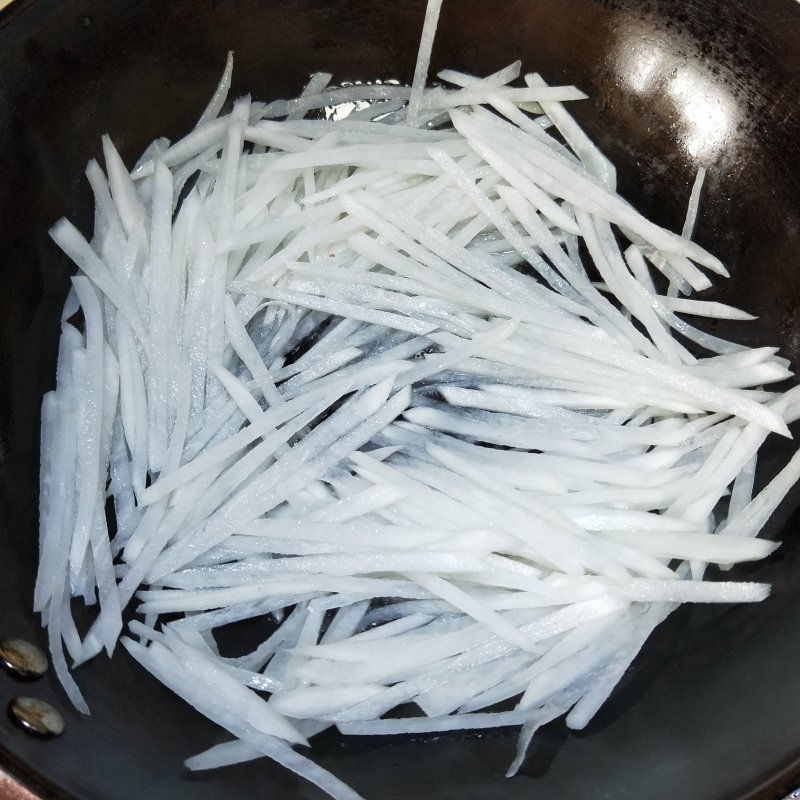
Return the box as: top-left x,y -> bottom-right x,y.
1,1 -> 800,798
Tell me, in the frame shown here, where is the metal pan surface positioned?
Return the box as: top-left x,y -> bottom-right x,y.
1,1 -> 800,798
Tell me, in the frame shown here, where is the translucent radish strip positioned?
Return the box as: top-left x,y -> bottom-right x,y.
102,135 -> 145,235
337,709 -> 538,736
147,386 -> 411,580
437,61 -> 522,90
455,107 -> 727,274
138,385 -> 355,505
223,296 -> 283,406
238,285 -> 438,335
133,117 -> 230,178
719,447 -> 800,539
67,279 -> 106,579
682,166 -> 707,240
185,739 -> 263,771
50,220 -> 149,350
422,84 -> 588,111
406,0 -> 443,127
197,51 -> 234,127
525,73 -> 616,189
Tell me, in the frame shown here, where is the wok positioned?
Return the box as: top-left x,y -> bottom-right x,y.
1,1 -> 800,798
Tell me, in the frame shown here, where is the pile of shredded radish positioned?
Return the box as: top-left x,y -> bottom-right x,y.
36,5 -> 800,797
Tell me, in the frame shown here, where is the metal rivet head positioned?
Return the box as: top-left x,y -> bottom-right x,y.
8,696 -> 65,738
0,639 -> 48,680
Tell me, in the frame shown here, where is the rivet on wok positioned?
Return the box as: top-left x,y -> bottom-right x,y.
8,696 -> 65,738
0,639 -> 48,680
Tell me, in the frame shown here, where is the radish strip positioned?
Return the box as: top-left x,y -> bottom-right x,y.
197,51 -> 234,127
406,0 -> 443,128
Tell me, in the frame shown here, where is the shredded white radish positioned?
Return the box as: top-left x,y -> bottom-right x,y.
36,5 -> 798,798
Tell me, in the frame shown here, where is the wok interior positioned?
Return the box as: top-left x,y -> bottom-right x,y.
1,1 -> 800,798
